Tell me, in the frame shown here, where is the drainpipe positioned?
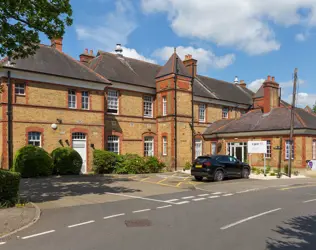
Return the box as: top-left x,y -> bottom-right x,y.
174,56 -> 179,171
191,62 -> 195,163
7,70 -> 13,169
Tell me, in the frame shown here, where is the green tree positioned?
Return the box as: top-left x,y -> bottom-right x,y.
0,0 -> 73,60
313,103 -> 316,113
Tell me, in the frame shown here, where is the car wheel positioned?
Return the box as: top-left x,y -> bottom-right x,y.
214,170 -> 224,182
241,168 -> 250,179
194,176 -> 203,181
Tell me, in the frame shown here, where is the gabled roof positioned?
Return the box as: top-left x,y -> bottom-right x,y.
254,85 -> 264,98
203,107 -> 316,136
156,52 -> 191,79
1,45 -> 110,84
88,51 -> 254,105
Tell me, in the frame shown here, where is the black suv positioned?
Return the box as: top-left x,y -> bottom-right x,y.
191,155 -> 251,182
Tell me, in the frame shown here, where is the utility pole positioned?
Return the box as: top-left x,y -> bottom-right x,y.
288,68 -> 298,177
174,51 -> 178,171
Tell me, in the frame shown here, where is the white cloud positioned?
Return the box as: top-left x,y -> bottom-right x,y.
248,79 -> 265,92
111,47 -> 157,64
295,33 -> 307,42
279,79 -> 305,88
287,92 -> 316,107
76,0 -> 137,51
141,0 -> 316,55
153,46 -> 235,71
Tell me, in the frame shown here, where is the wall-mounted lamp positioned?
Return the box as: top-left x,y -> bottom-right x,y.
65,139 -> 70,146
90,143 -> 95,149
57,119 -> 63,124
51,123 -> 58,130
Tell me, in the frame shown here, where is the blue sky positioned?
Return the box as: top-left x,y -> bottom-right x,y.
41,0 -> 316,107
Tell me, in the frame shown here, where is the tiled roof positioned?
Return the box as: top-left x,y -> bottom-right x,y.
2,45 -> 110,84
203,107 -> 316,135
156,53 -> 191,79
254,85 -> 264,98
90,51 -> 253,105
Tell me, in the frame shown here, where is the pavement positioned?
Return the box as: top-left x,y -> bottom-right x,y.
1,173 -> 316,249
0,204 -> 38,238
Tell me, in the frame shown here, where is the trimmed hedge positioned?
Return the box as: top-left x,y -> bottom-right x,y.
51,147 -> 83,175
93,150 -> 119,174
13,145 -> 53,178
0,169 -> 20,207
93,150 -> 165,174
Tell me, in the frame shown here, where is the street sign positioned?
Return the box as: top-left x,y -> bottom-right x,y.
248,141 -> 267,154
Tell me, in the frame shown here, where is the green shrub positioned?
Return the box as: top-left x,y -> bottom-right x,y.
13,145 -> 53,178
0,169 -> 20,207
265,165 -> 271,173
145,157 -> 166,173
270,172 -> 276,176
273,169 -> 279,174
251,167 -> 258,173
184,162 -> 192,171
255,169 -> 261,175
51,147 -> 83,175
115,154 -> 146,174
93,150 -> 119,174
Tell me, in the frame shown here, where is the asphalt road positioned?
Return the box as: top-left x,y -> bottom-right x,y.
2,178 -> 316,250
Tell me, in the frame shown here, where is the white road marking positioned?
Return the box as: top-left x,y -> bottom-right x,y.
212,192 -> 222,195
0,242 -> 6,245
157,205 -> 172,209
303,199 -> 316,203
193,198 -> 206,201
220,208 -> 282,230
236,189 -> 252,194
132,209 -> 151,213
181,196 -> 195,199
165,199 -> 179,202
68,220 -> 95,228
103,213 -> 125,219
176,201 -> 190,205
22,230 -> 56,239
222,193 -> 234,196
209,195 -> 220,199
106,192 -> 176,204
198,194 -> 209,197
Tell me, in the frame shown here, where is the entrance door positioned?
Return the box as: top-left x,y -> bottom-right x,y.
72,133 -> 87,174
235,147 -> 243,161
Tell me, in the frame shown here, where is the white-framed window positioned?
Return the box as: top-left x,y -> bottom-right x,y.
313,140 -> 316,160
195,139 -> 203,158
144,96 -> 153,118
68,90 -> 76,108
144,136 -> 154,156
266,140 -> 272,158
72,133 -> 86,140
222,107 -> 229,119
107,90 -> 119,114
162,96 -> 167,116
211,142 -> 217,155
199,104 -> 206,122
28,132 -> 41,147
82,91 -> 89,109
15,83 -> 25,95
162,136 -> 167,156
285,140 -> 294,160
107,136 -> 119,154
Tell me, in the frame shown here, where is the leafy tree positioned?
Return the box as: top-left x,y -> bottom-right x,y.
313,103 -> 316,113
0,0 -> 73,60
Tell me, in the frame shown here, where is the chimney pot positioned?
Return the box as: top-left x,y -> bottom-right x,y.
84,48 -> 88,54
267,75 -> 271,81
90,50 -> 93,56
272,76 -> 275,81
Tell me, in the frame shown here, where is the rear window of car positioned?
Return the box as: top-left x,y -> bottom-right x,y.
195,157 -> 211,164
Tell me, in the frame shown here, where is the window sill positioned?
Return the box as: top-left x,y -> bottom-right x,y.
107,112 -> 119,115
15,94 -> 25,96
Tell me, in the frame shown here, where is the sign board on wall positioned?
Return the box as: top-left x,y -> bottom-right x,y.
248,141 -> 267,154
308,160 -> 316,171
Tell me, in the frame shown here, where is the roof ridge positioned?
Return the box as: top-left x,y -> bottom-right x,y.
51,46 -> 111,84
98,50 -> 160,67
194,77 -> 218,99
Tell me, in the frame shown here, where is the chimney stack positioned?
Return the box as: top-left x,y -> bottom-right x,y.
183,54 -> 197,77
263,75 -> 280,113
51,38 -> 63,52
238,80 -> 247,88
79,48 -> 95,64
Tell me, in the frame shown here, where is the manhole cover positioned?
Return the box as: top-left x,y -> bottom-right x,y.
125,219 -> 152,227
